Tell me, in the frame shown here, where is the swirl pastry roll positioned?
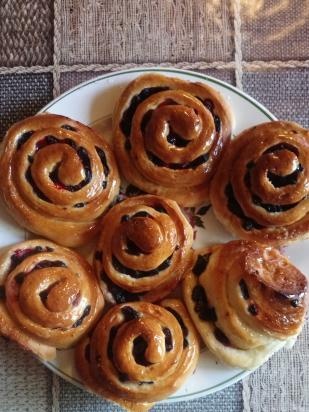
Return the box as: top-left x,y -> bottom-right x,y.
183,240 -> 308,369
75,300 -> 199,409
0,114 -> 120,247
210,121 -> 309,245
94,195 -> 193,303
0,240 -> 103,360
113,74 -> 232,206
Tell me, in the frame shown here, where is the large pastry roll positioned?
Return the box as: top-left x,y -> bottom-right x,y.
94,195 -> 193,304
0,114 -> 120,247
0,240 -> 103,360
75,299 -> 199,410
183,240 -> 308,369
113,74 -> 232,206
210,121 -> 309,245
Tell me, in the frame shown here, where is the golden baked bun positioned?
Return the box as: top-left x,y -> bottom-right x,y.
183,240 -> 308,369
0,114 -> 120,247
75,299 -> 199,410
0,240 -> 104,360
94,195 -> 193,304
210,121 -> 309,245
113,73 -> 232,206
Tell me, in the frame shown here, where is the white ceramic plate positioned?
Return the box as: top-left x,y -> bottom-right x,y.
2,68 -> 308,404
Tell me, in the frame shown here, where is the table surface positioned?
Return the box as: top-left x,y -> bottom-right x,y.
0,1 -> 308,411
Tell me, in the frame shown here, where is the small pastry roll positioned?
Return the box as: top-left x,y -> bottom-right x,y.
75,300 -> 199,410
183,240 -> 308,369
113,74 -> 232,206
210,121 -> 309,245
0,114 -> 120,247
0,240 -> 103,360
94,195 -> 193,304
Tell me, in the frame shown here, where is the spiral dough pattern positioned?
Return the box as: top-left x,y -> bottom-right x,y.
94,195 -> 193,304
210,121 -> 309,245
183,240 -> 308,369
75,300 -> 199,406
113,74 -> 232,206
0,114 -> 120,247
0,240 -> 104,360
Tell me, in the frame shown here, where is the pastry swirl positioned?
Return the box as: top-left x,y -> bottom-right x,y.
210,121 -> 309,245
183,240 -> 308,369
94,195 -> 193,304
114,74 -> 232,206
75,299 -> 199,408
0,114 -> 120,247
0,240 -> 103,360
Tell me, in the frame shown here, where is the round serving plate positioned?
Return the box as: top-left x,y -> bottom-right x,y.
1,68 -> 308,404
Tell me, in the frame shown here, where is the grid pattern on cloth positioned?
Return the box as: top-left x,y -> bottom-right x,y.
0,338 -> 52,412
0,0 -> 53,67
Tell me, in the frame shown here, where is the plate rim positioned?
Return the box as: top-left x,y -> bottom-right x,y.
38,67 -> 277,403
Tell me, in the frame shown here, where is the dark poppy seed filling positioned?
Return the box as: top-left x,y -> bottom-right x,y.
95,146 -> 110,177
167,130 -> 190,147
125,238 -> 143,256
9,246 -> 49,271
239,279 -> 250,300
112,254 -> 172,278
73,203 -> 85,208
192,285 -> 217,322
94,251 -> 103,261
192,254 -> 211,276
214,327 -> 231,346
118,372 -> 129,382
49,146 -> 92,192
166,307 -> 189,348
132,211 -> 151,218
39,282 -> 60,303
263,143 -> 299,156
252,195 -> 299,213
267,164 -> 303,188
202,98 -> 214,113
133,336 -> 152,366
120,87 -> 169,137
138,381 -> 154,385
100,271 -> 144,303
224,184 -> 264,231
248,304 -> 258,316
17,130 -> 34,150
125,184 -> 145,197
107,326 -> 118,360
32,260 -> 67,271
85,343 -> 91,362
15,272 -> 26,285
163,327 -> 173,352
26,167 -> 51,202
121,306 -> 140,321
147,151 -> 209,170
72,305 -> 91,328
121,214 -> 130,222
61,124 -> 77,132
36,135 -> 59,149
153,204 -> 168,214
0,285 -> 5,299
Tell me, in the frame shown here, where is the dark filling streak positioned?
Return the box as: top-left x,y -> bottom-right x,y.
39,282 -> 59,303
147,151 -> 209,170
26,167 -> 51,202
197,98 -> 221,132
61,124 -> 77,131
166,307 -> 189,348
138,381 -> 154,385
133,336 -> 152,366
100,271 -> 144,303
163,327 -> 173,351
118,372 -> 129,382
126,238 -> 143,256
107,326 -> 118,360
214,327 -> 231,346
248,304 -> 258,316
121,306 -> 140,321
132,211 -> 151,218
95,146 -> 110,177
17,131 -> 34,150
192,285 -> 217,322
239,279 -> 250,300
15,272 -> 26,285
224,184 -> 264,231
73,203 -> 85,208
94,251 -> 103,261
9,246 -> 46,271
192,254 -> 211,277
120,87 -> 169,137
72,305 -> 91,328
153,205 -> 168,214
121,214 -> 130,222
275,292 -> 300,307
112,254 -> 172,279
0,285 -> 5,299
267,164 -> 303,188
32,260 -> 67,270
263,143 -> 299,156
252,195 -> 299,213
167,130 -> 189,147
